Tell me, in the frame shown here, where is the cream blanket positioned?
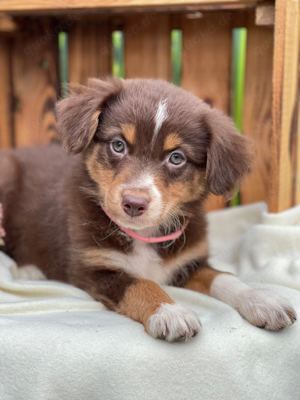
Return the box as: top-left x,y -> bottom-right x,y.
0,202 -> 299,400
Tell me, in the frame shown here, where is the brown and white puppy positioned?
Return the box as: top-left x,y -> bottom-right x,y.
0,78 -> 296,341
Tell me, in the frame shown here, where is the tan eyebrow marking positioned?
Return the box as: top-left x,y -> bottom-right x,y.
163,133 -> 182,152
121,124 -> 136,145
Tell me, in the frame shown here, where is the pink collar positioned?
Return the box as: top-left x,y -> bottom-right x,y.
101,205 -> 190,244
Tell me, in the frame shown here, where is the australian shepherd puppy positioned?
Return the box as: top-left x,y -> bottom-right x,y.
0,78 -> 296,341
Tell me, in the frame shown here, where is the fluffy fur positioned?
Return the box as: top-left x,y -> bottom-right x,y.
0,78 -> 296,340
148,303 -> 201,341
210,274 -> 296,330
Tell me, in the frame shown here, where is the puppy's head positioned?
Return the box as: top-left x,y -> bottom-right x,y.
56,78 -> 252,230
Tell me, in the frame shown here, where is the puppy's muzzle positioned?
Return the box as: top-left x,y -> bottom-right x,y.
122,195 -> 149,217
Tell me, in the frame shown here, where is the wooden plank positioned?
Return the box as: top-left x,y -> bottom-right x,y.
255,3 -> 275,26
68,18 -> 112,84
269,0 -> 299,212
279,0 -> 299,210
181,11 -> 233,210
124,14 -> 171,80
0,13 -> 18,32
269,0 -> 286,212
0,0 -> 259,14
240,11 -> 273,205
294,13 -> 300,205
0,37 -> 14,149
11,18 -> 59,147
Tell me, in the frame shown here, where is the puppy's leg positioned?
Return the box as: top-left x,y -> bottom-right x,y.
72,268 -> 201,341
120,279 -> 201,341
183,261 -> 297,331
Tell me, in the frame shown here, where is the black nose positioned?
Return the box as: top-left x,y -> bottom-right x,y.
122,195 -> 149,217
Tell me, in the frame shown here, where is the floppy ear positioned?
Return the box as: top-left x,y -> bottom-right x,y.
56,78 -> 123,155
203,107 -> 253,198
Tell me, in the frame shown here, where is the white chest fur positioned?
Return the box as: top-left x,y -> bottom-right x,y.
110,240 -> 170,284
86,236 -> 208,285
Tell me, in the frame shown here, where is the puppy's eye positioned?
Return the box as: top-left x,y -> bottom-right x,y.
112,140 -> 125,153
169,153 -> 185,166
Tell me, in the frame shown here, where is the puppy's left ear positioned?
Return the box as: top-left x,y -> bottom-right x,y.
56,78 -> 123,155
203,106 -> 253,198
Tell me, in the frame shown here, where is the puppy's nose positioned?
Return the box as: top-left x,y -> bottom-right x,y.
122,195 -> 149,217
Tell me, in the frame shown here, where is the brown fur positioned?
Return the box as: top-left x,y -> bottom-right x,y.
118,279 -> 174,331
72,267 -> 139,310
0,78 -> 253,337
56,79 -> 123,155
163,239 -> 209,267
185,264 -> 225,295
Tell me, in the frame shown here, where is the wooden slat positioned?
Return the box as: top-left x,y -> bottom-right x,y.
269,0 -> 299,212
0,13 -> 18,32
124,14 -> 171,80
0,37 -> 14,149
255,3 -> 275,26
240,11 -> 273,204
0,0 -> 259,14
181,11 -> 232,211
269,0 -> 285,212
279,0 -> 299,210
68,18 -> 112,84
11,18 -> 59,147
295,13 -> 300,205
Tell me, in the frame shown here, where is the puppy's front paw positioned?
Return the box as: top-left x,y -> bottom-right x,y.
147,303 -> 201,341
237,289 -> 297,331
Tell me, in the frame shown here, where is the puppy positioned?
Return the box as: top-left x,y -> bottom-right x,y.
0,78 -> 296,341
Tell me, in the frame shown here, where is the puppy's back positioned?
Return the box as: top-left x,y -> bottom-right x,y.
0,143 -> 71,280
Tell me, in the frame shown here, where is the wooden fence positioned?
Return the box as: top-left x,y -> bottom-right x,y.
0,0 -> 299,212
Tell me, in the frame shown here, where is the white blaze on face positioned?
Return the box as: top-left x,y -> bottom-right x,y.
151,99 -> 168,149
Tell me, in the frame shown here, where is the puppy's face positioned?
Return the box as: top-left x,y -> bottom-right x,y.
56,79 -> 252,230
85,84 -> 209,230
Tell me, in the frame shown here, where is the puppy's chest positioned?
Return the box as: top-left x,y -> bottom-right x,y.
109,240 -> 174,284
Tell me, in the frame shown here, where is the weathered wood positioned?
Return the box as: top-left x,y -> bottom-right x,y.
269,0 -> 285,212
181,11 -> 233,210
0,37 -> 14,149
0,0 -> 259,14
295,12 -> 300,206
68,18 -> 112,84
11,18 -> 59,147
240,11 -> 273,205
0,13 -> 18,32
255,3 -> 275,26
124,14 -> 171,80
269,0 -> 299,212
282,0 -> 300,209
295,79 -> 300,205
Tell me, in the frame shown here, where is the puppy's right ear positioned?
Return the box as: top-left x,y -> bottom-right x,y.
56,78 -> 123,155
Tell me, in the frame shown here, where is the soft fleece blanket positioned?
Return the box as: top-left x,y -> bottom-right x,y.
0,202 -> 300,400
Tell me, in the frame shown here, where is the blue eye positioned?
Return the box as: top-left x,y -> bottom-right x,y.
169,153 -> 184,165
112,141 -> 125,153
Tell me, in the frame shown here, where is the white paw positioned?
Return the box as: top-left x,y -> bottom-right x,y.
237,289 -> 297,331
18,265 -> 46,281
147,303 -> 201,341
